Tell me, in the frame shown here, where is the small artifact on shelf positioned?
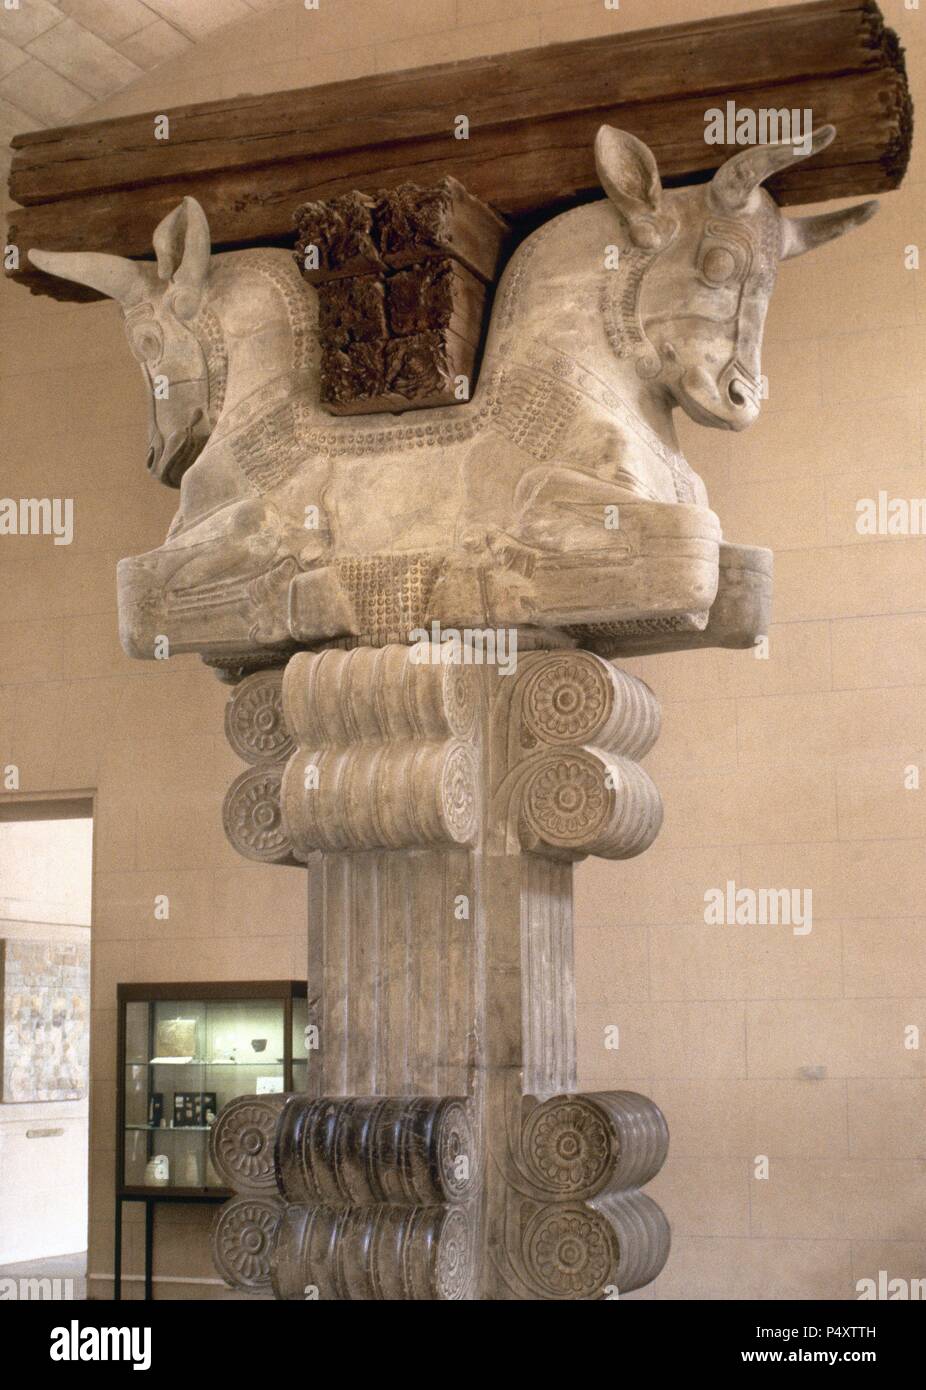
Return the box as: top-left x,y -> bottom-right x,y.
145,1155 -> 169,1186
182,1152 -> 202,1186
173,1091 -> 217,1127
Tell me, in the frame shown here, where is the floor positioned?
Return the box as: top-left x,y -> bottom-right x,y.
0,1250 -> 87,1300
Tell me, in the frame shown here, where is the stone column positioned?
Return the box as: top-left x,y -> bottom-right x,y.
211,643 -> 670,1300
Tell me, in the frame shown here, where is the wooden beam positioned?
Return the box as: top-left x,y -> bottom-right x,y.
5,0 -> 911,301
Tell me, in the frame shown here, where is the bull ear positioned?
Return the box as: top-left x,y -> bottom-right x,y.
781,199 -> 879,259
595,125 -> 664,248
27,248 -> 154,306
152,196 -> 211,315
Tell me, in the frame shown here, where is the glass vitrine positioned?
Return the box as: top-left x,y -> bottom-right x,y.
116,980 -> 308,1195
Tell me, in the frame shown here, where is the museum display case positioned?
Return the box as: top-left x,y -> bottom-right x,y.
117,980 -> 308,1195
114,980 -> 307,1299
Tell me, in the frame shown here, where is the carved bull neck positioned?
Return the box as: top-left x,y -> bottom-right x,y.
206,251 -> 317,449
485,199 -> 695,506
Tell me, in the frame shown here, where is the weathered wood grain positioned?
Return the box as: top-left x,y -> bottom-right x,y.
4,0 -> 911,300
7,0 -> 905,202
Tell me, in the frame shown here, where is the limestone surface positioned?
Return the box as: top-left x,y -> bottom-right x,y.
28,124 -> 875,671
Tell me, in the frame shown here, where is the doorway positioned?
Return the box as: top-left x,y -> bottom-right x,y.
0,796 -> 93,1291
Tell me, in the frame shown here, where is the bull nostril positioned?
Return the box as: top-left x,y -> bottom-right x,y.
728,380 -> 748,407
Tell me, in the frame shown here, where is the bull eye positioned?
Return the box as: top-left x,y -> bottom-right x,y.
701,245 -> 737,284
133,327 -> 162,363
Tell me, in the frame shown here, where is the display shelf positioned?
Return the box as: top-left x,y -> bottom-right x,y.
125,1059 -> 287,1066
125,1124 -> 213,1132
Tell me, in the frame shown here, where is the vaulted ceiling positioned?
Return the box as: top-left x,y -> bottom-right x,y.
0,0 -> 285,161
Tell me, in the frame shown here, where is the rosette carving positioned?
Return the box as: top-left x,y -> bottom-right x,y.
435,1100 -> 476,1202
520,749 -> 661,859
441,742 -> 479,844
493,651 -> 662,860
519,653 -> 660,758
440,661 -> 480,739
435,1205 -> 472,1300
522,753 -> 609,847
522,1097 -> 613,1198
222,766 -> 297,864
523,1204 -> 617,1300
518,1091 -> 669,1201
209,1094 -> 288,1193
224,667 -> 295,764
522,655 -> 611,744
212,1195 -> 282,1293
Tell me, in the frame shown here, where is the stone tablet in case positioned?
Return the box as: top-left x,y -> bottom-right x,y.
155,1018 -> 197,1059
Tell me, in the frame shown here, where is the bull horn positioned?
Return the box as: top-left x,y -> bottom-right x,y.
781,199 -> 879,259
711,124 -> 836,212
27,248 -> 153,306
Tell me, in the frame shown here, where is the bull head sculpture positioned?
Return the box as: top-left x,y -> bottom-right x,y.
31,197 -> 218,487
593,123 -> 876,430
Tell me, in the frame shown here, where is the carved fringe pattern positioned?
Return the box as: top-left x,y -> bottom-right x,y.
332,551 -> 444,648
569,608 -> 710,651
214,647 -> 669,1297
189,301 -> 227,425
600,241 -> 662,364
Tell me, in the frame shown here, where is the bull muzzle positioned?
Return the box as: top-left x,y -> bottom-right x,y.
677,358 -> 762,430
147,406 -> 211,487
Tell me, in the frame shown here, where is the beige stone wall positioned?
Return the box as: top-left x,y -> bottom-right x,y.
1,0 -> 922,1299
